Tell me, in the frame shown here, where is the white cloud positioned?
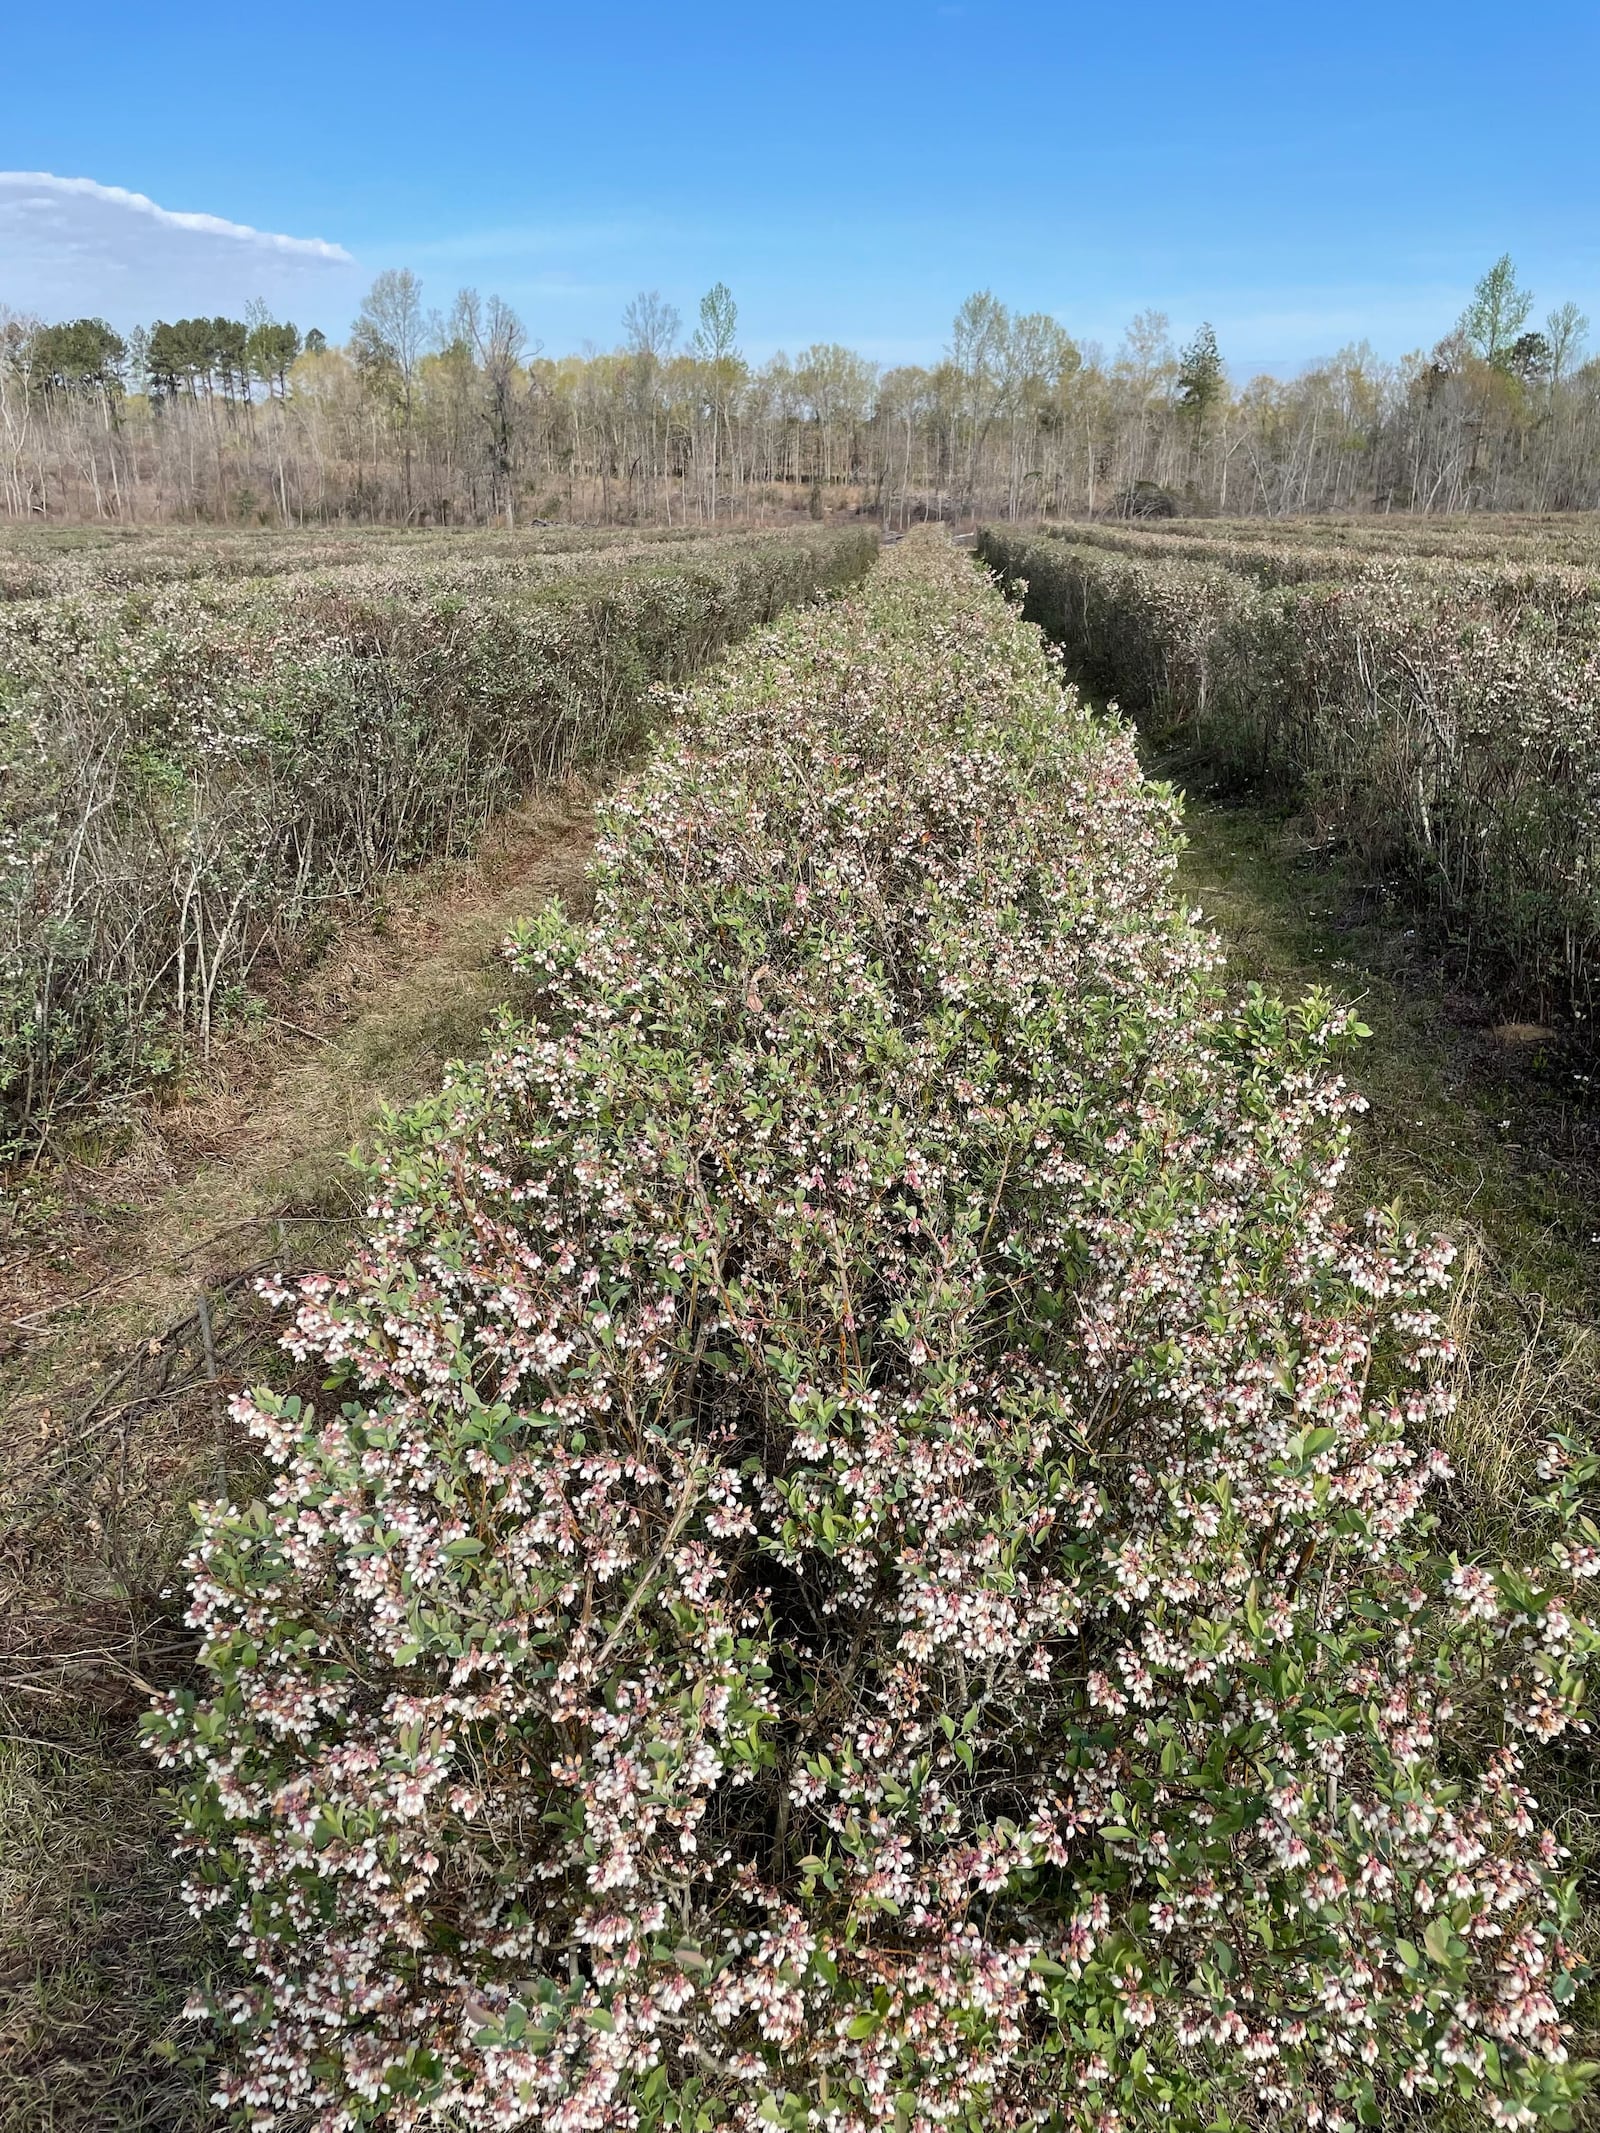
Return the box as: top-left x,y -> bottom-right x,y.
0,173 -> 352,261
0,171 -> 361,327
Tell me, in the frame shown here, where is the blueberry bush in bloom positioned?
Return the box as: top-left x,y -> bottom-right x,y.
150,536 -> 1600,2131
1028,517 -> 1600,586
977,526 -> 1600,1028
1058,514 -> 1600,574
0,522 -> 726,604
0,525 -> 873,1150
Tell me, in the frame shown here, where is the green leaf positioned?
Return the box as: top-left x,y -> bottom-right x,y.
1423,1916 -> 1456,1968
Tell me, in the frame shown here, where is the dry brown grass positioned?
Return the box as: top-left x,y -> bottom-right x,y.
1439,1239 -> 1600,1545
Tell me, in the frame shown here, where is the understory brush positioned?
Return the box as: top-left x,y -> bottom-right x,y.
151,538 -> 1600,2131
0,526 -> 874,1153
976,527 -> 1600,1031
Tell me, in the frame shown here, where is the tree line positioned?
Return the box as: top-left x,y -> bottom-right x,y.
1,255 -> 1595,527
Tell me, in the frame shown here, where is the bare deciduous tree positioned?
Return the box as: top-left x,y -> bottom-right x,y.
352,269 -> 428,512
4,258 -> 1598,529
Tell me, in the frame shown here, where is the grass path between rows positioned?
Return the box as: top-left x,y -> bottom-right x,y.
0,783 -> 603,2132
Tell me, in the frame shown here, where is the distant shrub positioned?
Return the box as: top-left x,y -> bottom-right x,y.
1109,479 -> 1181,519
150,540 -> 1598,2131
0,527 -> 875,1152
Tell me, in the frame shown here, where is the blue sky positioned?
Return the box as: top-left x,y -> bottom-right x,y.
2,0 -> 1596,376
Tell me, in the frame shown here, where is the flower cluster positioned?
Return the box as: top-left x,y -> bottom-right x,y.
149,536 -> 1599,2132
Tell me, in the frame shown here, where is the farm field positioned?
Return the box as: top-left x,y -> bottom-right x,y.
4,521 -> 1600,2133
977,516 -> 1600,1032
0,523 -> 744,605
1065,512 -> 1600,569
0,520 -> 875,1157
0,520 -> 874,2125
